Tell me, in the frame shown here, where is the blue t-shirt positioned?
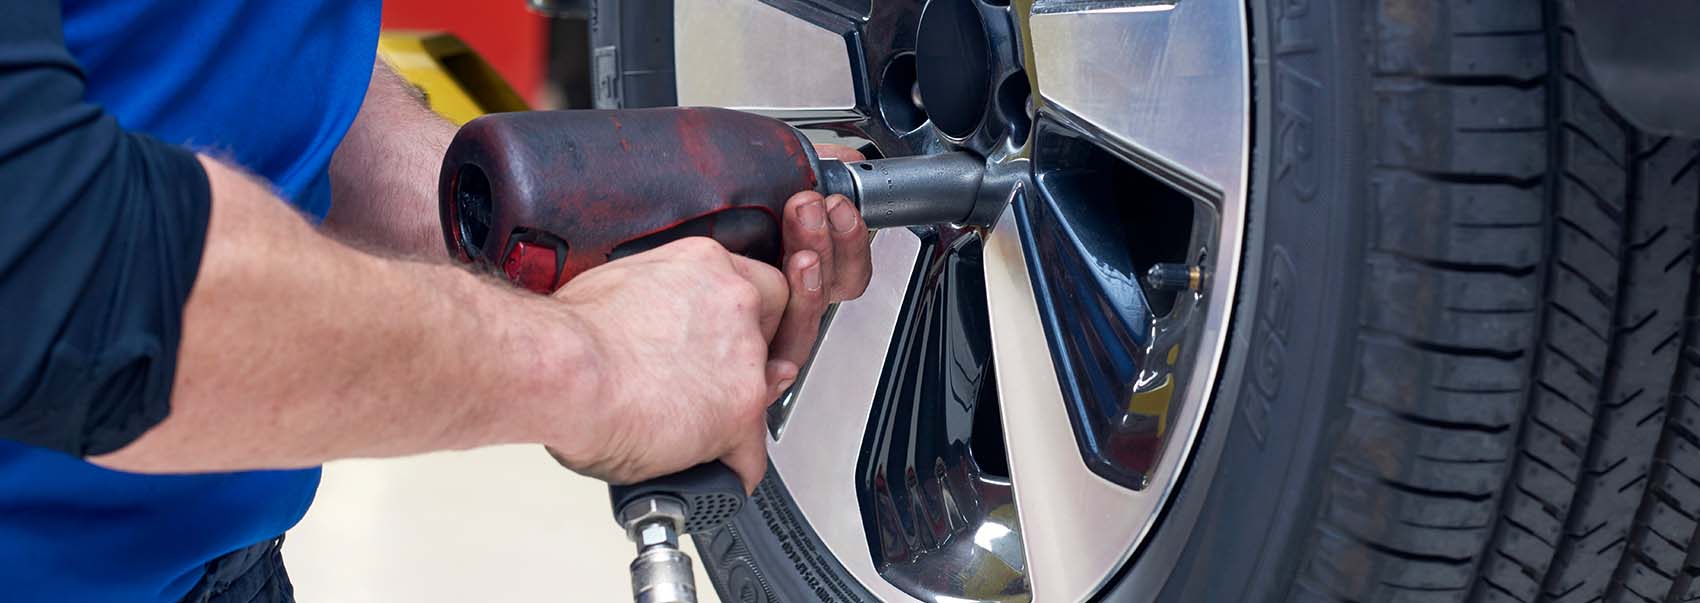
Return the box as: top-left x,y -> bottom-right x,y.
0,2 -> 378,601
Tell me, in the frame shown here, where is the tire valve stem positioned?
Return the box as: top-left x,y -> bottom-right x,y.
1147,263 -> 1204,292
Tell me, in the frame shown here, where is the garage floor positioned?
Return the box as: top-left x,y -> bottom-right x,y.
285,445 -> 722,602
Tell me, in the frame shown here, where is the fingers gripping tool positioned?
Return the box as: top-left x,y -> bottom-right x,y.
438,107 -> 989,602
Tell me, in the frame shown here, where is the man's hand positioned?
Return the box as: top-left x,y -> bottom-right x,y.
544,238 -> 791,492
544,143 -> 875,492
770,144 -> 873,369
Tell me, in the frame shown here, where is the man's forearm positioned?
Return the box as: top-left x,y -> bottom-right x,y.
90,157 -> 598,472
323,60 -> 457,256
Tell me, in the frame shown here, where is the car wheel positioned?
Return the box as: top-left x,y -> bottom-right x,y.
591,0 -> 1700,600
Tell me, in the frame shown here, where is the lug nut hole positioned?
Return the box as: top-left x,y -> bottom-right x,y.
879,53 -> 927,133
997,71 -> 1032,147
916,0 -> 991,139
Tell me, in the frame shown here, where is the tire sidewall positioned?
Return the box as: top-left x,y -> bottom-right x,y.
1122,0 -> 1367,600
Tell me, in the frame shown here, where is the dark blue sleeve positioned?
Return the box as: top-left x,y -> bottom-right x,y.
0,2 -> 212,456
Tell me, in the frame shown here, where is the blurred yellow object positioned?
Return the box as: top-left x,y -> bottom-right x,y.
376,31 -> 529,124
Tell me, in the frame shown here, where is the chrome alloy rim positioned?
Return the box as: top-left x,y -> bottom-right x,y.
675,1 -> 1250,601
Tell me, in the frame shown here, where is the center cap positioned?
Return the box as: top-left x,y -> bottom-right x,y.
915,0 -> 992,139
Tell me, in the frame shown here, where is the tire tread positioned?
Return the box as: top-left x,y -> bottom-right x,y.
1297,2 -> 1700,602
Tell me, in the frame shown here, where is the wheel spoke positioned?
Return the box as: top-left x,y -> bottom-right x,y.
766,229 -> 926,603
675,0 -> 861,110
1027,0 -> 1250,199
759,0 -> 871,26
983,201 -> 1156,603
850,224 -> 1031,603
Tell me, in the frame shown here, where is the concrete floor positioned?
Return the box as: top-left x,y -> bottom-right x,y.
286,445 -> 721,602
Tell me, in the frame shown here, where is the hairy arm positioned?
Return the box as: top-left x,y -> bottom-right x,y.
91,158 -> 598,472
323,60 -> 457,256
0,2 -> 599,471
4,4 -> 865,485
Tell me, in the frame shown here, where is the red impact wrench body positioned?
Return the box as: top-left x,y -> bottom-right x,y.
438,107 -> 988,603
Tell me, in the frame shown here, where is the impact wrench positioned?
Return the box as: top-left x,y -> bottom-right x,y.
438,107 -> 995,603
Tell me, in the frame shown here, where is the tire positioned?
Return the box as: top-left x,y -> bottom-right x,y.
1149,2 -> 1700,601
614,1 -> 1700,600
